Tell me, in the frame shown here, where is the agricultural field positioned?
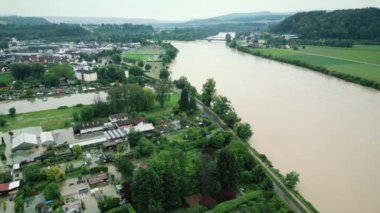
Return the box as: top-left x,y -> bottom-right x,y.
256,45 -> 380,84
123,46 -> 164,62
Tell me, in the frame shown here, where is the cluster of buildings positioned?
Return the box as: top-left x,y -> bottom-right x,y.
70,113 -> 154,149
240,32 -> 299,49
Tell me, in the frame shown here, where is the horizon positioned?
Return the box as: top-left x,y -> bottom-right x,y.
0,0 -> 378,21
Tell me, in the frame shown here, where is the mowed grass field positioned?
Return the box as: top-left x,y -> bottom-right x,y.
0,106 -> 83,132
0,93 -> 179,132
123,46 -> 164,62
0,72 -> 12,84
256,45 -> 380,83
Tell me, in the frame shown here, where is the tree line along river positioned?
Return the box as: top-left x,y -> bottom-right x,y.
169,41 -> 380,213
0,40 -> 379,212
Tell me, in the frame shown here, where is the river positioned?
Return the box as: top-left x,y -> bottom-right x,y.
0,92 -> 107,114
169,41 -> 380,213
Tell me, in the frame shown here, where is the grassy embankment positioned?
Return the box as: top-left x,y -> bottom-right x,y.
0,94 -> 179,132
123,46 -> 165,80
236,44 -> 380,90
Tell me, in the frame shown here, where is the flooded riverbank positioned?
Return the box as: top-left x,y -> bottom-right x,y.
170,40 -> 380,212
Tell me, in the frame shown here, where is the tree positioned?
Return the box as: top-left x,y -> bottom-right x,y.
201,79 -> 216,107
235,123 -> 253,142
145,64 -> 152,71
44,166 -> 65,182
226,33 -> 232,43
98,196 -> 121,212
9,107 -> 16,117
212,96 -> 231,117
115,158 -> 134,178
129,65 -> 144,76
142,88 -> 156,111
155,80 -> 171,108
49,64 -> 75,79
285,171 -> 300,189
8,131 -> 13,138
132,168 -> 163,212
196,155 -> 220,196
1,137 -> 4,145
217,149 -> 239,190
179,88 -> 190,112
44,182 -> 61,200
127,131 -> 143,147
23,164 -> 46,182
138,61 -> 144,67
159,68 -> 170,80
72,145 -> 82,159
137,138 -> 155,157
0,119 -> 6,127
224,111 -> 240,128
120,182 -> 132,202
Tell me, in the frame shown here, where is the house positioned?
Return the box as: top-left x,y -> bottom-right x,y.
115,117 -> 146,129
12,133 -> 38,151
87,173 -> 108,188
73,121 -> 104,135
75,70 -> 98,82
0,181 -> 20,195
109,113 -> 128,123
62,200 -> 81,213
40,132 -> 54,146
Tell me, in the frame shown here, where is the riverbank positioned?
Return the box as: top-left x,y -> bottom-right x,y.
232,44 -> 380,90
195,99 -> 317,213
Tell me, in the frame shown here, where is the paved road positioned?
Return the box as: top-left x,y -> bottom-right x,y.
195,99 -> 314,213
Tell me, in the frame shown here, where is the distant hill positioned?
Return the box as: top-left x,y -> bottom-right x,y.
271,8 -> 380,41
0,16 -> 50,25
45,16 -> 167,25
183,12 -> 292,26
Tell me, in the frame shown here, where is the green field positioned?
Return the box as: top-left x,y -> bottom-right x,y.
0,106 -> 83,132
144,62 -> 163,79
123,46 -> 164,62
0,93 -> 179,132
256,45 -> 380,84
0,72 -> 12,84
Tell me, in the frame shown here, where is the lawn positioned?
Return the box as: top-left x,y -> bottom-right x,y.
0,72 -> 12,84
123,46 -> 164,62
255,46 -> 380,84
0,106 -> 83,132
142,93 -> 179,120
144,62 -> 163,80
0,93 -> 179,132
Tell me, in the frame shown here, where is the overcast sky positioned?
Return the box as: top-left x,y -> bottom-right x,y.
0,0 -> 379,21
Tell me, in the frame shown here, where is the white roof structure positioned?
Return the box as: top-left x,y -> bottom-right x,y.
40,132 -> 54,145
9,181 -> 20,190
69,136 -> 107,148
12,133 -> 38,150
12,164 -> 20,170
124,122 -> 155,133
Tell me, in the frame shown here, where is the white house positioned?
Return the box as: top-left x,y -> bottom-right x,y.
75,70 -> 98,82
109,113 -> 128,123
12,133 -> 38,151
40,132 -> 54,146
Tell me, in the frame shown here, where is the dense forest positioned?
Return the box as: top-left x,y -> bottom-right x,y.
0,24 -> 90,41
0,16 -> 50,25
0,19 -> 268,42
271,8 -> 380,41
